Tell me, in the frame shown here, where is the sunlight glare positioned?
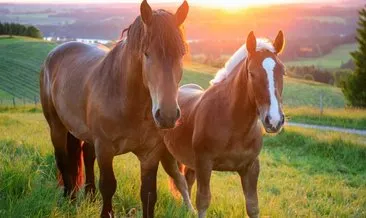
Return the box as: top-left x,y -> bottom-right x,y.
197,0 -> 249,10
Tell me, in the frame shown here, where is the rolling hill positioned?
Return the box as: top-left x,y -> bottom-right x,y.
0,37 -> 346,108
285,43 -> 357,69
0,36 -> 55,102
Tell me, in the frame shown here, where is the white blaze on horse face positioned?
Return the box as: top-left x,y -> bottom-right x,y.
262,57 -> 281,128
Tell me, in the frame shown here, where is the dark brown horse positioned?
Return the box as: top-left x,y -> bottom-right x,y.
40,1 -> 192,217
164,31 -> 286,218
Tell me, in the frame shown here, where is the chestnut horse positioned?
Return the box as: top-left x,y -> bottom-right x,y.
164,31 -> 286,218
40,1 -> 192,217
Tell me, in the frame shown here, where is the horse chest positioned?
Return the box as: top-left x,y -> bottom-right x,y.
213,147 -> 259,171
113,121 -> 163,156
213,135 -> 262,171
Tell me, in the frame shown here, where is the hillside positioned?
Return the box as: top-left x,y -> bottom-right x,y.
0,36 -> 55,101
285,43 -> 357,69
0,38 -> 346,108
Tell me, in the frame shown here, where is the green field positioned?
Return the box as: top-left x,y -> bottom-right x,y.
1,38 -> 365,217
286,43 -> 357,69
0,37 -> 55,100
0,113 -> 365,217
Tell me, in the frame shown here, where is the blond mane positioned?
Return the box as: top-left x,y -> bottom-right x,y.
210,38 -> 275,85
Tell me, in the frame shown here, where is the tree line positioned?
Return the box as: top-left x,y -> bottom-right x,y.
0,22 -> 42,39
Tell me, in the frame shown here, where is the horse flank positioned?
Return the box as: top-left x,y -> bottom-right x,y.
210,38 -> 275,85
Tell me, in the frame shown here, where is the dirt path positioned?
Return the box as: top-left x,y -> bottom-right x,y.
286,122 -> 366,136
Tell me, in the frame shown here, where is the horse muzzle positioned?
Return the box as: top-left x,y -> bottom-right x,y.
262,113 -> 285,134
153,107 -> 181,129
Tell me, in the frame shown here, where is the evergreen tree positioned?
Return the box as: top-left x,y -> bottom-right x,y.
0,22 -> 42,39
342,7 -> 366,107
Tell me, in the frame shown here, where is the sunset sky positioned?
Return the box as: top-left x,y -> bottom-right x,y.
2,0 -> 340,8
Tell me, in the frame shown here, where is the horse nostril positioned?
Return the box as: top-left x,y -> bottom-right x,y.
265,115 -> 271,125
281,114 -> 285,125
155,109 -> 161,120
176,109 -> 181,119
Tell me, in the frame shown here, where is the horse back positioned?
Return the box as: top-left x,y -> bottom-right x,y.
178,84 -> 204,110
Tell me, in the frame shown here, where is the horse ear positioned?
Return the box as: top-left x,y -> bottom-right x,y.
246,31 -> 257,54
175,1 -> 189,26
273,30 -> 285,54
140,0 -> 153,26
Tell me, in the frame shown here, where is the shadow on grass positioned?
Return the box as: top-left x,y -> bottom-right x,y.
263,130 -> 366,188
0,106 -> 42,113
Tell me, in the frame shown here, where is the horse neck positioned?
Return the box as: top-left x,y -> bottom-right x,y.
220,59 -> 258,129
105,42 -> 150,113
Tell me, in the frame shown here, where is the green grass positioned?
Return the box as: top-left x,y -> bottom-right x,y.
0,36 -> 55,100
285,107 -> 366,130
0,89 -> 12,98
0,113 -> 365,217
283,77 -> 345,108
286,43 -> 357,69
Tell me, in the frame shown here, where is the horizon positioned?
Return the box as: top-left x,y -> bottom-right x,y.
1,0 -> 342,8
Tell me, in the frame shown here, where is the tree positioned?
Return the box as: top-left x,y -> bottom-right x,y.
25,26 -> 42,38
0,22 -> 42,39
342,7 -> 366,107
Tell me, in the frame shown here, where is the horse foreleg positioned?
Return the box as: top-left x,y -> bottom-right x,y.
140,160 -> 159,218
183,166 -> 196,198
195,156 -> 212,218
161,149 -> 195,212
96,142 -> 116,218
239,158 -> 260,218
83,142 -> 96,198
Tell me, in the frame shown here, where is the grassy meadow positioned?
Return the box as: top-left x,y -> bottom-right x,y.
0,37 -> 366,217
0,36 -> 55,100
286,43 -> 357,69
0,112 -> 365,217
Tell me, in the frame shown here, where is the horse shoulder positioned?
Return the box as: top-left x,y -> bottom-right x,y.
191,91 -> 232,152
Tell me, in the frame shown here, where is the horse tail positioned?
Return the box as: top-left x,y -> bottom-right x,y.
168,161 -> 185,199
57,133 -> 84,192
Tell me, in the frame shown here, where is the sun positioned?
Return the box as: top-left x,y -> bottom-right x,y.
196,0 -> 249,10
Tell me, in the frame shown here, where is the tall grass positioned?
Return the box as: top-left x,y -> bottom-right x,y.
0,113 -> 365,217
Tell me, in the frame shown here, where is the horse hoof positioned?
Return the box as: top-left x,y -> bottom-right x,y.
127,208 -> 137,217
101,211 -> 114,218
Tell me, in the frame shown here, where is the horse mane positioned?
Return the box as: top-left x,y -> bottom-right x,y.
210,38 -> 275,85
125,9 -> 187,59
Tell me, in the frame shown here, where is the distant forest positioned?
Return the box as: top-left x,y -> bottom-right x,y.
0,22 -> 42,38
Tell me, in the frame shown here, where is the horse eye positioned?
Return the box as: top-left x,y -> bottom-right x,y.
144,52 -> 149,58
